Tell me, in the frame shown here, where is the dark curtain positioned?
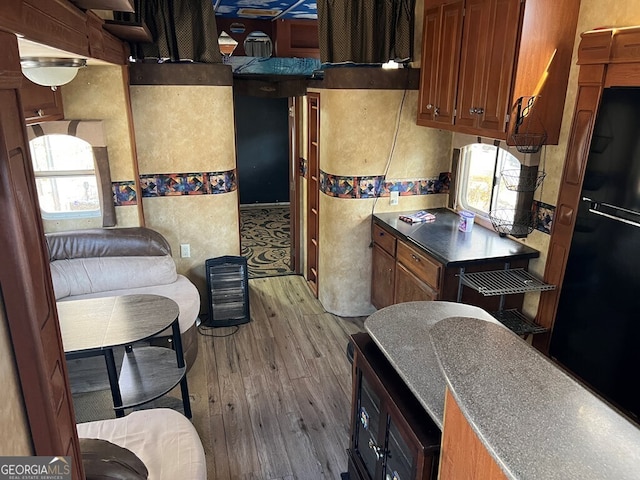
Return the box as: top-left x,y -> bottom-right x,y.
117,0 -> 221,63
317,0 -> 415,64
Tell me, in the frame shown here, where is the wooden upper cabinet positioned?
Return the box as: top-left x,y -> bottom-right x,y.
20,78 -> 64,124
417,0 -> 580,145
417,1 -> 464,127
456,0 -> 521,134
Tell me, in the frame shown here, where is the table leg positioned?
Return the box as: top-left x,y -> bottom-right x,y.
172,321 -> 192,419
104,348 -> 125,418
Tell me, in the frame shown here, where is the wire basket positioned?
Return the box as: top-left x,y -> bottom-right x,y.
489,209 -> 535,237
509,132 -> 547,154
501,169 -> 547,192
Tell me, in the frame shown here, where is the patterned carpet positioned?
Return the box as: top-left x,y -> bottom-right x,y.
240,205 -> 293,278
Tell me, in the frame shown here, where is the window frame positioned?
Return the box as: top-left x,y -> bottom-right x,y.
454,138 -> 537,237
26,120 -> 116,227
30,134 -> 101,220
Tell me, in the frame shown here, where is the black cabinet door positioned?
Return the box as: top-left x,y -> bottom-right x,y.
354,373 -> 383,479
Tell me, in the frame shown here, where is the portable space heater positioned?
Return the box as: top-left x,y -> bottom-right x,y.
203,256 -> 250,327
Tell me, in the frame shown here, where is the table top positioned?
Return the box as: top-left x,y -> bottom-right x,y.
374,208 -> 539,266
57,294 -> 180,354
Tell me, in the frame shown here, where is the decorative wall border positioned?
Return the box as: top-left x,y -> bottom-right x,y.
319,171 -> 451,199
533,200 -> 555,235
111,169 -> 238,206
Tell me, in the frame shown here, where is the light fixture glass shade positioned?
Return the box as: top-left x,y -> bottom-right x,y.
20,58 -> 87,89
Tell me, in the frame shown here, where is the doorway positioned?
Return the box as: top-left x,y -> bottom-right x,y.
234,93 -> 298,278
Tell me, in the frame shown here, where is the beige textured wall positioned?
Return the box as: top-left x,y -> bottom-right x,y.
50,65 -> 140,232
520,0 -> 640,319
130,85 -> 240,303
0,298 -> 33,455
314,88 -> 452,316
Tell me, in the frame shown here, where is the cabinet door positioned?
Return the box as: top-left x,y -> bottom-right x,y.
353,371 -> 385,480
476,0 -> 521,133
372,244 -> 396,309
417,6 -> 442,124
395,263 -> 438,303
384,415 -> 418,480
417,1 -> 464,127
20,77 -> 64,124
455,0 -> 492,129
456,0 -> 521,134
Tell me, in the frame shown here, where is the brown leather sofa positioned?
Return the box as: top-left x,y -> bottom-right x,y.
47,227 -> 201,368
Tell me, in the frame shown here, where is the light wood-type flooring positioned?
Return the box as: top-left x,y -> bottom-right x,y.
187,274 -> 366,480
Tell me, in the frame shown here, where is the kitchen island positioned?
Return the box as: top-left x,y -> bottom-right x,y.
361,301 -> 640,480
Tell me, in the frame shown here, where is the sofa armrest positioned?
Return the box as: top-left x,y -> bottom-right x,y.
46,227 -> 171,260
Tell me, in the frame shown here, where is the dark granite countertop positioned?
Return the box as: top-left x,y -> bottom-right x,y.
374,208 -> 539,266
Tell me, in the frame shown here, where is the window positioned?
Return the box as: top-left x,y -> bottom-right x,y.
29,134 -> 100,219
456,142 -> 539,237
456,143 -> 521,218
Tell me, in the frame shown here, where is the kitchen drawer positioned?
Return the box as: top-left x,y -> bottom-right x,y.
396,240 -> 442,291
372,223 -> 397,256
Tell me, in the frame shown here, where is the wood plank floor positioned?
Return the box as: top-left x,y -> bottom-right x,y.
187,274 -> 366,480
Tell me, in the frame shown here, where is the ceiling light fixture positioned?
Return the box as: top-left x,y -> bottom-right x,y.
20,57 -> 87,91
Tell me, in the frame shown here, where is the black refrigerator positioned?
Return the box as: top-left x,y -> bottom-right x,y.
550,87 -> 640,423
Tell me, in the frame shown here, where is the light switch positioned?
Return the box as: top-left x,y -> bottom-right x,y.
180,244 -> 191,258
390,191 -> 399,206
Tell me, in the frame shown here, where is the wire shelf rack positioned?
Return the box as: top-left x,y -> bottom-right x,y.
491,309 -> 549,336
458,269 -> 556,296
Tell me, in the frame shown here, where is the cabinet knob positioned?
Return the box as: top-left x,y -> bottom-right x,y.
476,107 -> 484,114
433,106 -> 439,117
426,103 -> 433,110
36,109 -> 44,117
368,439 -> 384,461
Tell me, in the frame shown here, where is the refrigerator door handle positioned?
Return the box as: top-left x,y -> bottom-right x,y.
582,196 -> 640,228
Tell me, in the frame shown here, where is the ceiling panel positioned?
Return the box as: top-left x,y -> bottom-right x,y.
213,0 -> 317,20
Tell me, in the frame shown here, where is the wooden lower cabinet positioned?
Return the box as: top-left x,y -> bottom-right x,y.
371,224 -> 442,308
348,332 -> 441,480
371,222 -> 528,313
371,244 -> 396,309
395,263 -> 438,303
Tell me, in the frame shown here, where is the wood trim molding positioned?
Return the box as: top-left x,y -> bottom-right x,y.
534,26 -> 640,352
0,0 -> 127,65
129,63 -> 233,86
0,30 -> 84,477
308,67 -> 420,90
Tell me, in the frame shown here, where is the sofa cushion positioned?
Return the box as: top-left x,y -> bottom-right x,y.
79,438 -> 148,480
51,256 -> 177,300
76,408 -> 206,480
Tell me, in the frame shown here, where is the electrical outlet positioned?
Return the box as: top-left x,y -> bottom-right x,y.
390,191 -> 399,206
180,244 -> 191,258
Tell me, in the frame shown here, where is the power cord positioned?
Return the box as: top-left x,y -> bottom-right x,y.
369,69 -> 410,248
196,315 -> 241,337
